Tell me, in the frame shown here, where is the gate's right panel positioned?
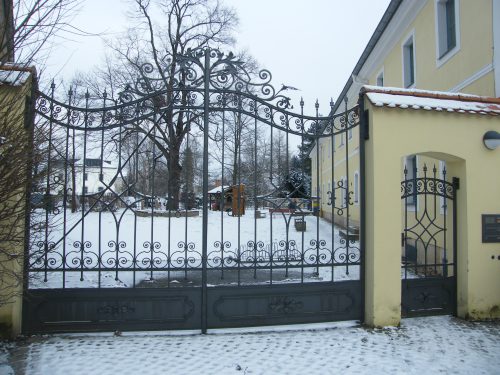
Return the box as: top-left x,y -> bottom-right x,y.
401,160 -> 457,317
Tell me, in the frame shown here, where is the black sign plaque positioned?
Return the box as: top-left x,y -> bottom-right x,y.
482,214 -> 500,243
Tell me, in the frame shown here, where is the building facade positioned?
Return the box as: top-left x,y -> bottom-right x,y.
311,0 -> 500,228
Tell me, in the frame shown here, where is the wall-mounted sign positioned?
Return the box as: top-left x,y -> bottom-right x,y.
482,215 -> 500,243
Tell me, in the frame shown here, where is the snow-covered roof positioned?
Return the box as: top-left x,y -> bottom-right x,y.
363,86 -> 500,116
0,64 -> 35,86
208,185 -> 230,194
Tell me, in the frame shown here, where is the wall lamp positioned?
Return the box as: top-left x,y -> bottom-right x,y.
483,131 -> 500,150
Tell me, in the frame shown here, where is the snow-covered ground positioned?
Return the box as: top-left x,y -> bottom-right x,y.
1,316 -> 499,374
29,209 -> 360,288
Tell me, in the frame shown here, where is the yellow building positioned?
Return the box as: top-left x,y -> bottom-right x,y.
312,0 -> 500,227
311,0 -> 500,324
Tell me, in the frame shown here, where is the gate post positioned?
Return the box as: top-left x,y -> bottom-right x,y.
361,99 -> 402,328
0,66 -> 36,337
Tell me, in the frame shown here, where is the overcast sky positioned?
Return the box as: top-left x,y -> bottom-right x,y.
43,0 -> 391,115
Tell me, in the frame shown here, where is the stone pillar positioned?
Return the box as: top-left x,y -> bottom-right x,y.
363,108 -> 402,327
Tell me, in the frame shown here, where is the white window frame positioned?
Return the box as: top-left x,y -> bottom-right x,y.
376,67 -> 385,87
402,31 -> 416,88
340,176 -> 347,208
354,171 -> 359,205
404,155 -> 418,212
435,0 -> 460,67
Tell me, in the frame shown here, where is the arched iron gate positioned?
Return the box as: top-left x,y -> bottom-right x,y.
23,48 -> 363,333
401,163 -> 458,317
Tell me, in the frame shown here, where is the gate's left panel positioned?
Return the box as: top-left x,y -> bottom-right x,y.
24,86 -> 204,333
23,289 -> 201,333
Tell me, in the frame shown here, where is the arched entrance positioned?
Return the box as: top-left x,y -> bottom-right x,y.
401,160 -> 458,316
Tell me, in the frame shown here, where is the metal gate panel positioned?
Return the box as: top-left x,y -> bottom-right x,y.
207,281 -> 362,329
401,278 -> 455,317
23,288 -> 201,333
24,47 -> 363,334
401,164 -> 458,318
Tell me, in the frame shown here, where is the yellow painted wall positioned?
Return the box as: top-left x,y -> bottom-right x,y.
364,96 -> 500,327
0,74 -> 33,337
369,0 -> 494,96
315,0 -> 497,235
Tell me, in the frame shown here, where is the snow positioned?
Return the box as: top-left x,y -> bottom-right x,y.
366,91 -> 500,115
0,69 -> 31,86
208,185 -> 230,194
1,316 -> 499,374
29,209 -> 359,289
362,84 -> 496,100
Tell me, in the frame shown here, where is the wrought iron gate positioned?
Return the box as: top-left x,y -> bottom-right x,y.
401,163 -> 458,317
23,48 -> 362,333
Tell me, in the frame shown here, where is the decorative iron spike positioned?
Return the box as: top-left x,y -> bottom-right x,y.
404,165 -> 408,175
423,163 -> 427,173
50,81 -> 56,90
315,99 -> 319,109
85,90 -> 90,99
103,90 -> 107,99
330,98 -> 335,108
433,164 -> 437,174
300,97 -> 304,107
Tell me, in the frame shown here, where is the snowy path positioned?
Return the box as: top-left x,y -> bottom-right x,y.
1,316 -> 499,374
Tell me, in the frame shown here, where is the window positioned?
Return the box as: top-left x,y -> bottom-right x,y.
402,34 -> 416,88
376,71 -> 384,87
436,0 -> 458,59
354,172 -> 359,204
340,177 -> 347,208
405,155 -> 417,207
85,158 -> 103,167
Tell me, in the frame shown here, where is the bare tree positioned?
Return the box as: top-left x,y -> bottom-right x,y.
76,0 -> 237,209
1,0 -> 81,66
0,0 -> 80,311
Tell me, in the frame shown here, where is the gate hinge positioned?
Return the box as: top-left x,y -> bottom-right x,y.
452,177 -> 460,190
401,232 -> 405,247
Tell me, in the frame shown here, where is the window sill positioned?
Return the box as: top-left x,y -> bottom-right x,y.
436,45 -> 460,68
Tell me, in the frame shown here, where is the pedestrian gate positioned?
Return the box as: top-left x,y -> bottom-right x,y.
401,163 -> 458,317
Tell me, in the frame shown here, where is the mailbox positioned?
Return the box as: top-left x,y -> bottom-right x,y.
482,214 -> 500,243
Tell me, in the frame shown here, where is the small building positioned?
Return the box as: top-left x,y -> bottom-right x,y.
208,184 -> 246,216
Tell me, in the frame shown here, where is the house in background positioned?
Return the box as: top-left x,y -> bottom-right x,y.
45,157 -> 119,210
74,158 -> 118,195
311,0 -> 500,228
